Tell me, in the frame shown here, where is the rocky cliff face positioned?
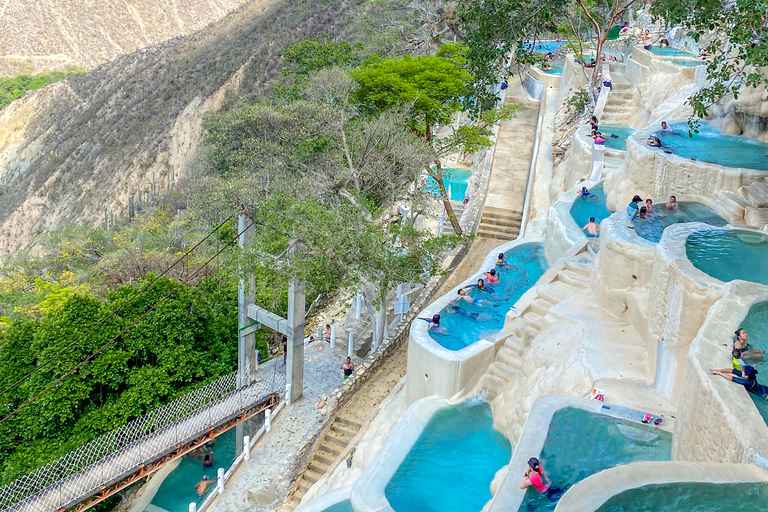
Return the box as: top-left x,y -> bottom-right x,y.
0,0 -> 253,77
0,0 -> 365,255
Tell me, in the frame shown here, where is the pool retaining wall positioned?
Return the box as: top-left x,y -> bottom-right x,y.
544,179 -> 602,264
624,125 -> 768,198
554,461 -> 768,512
294,486 -> 351,512
674,281 -> 768,466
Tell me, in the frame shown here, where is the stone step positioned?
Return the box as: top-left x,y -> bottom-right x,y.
479,216 -> 522,229
557,269 -> 590,288
303,468 -> 324,484
536,280 -> 579,304
477,227 -> 518,240
530,297 -> 555,316
308,460 -> 330,474
489,361 -> 517,380
503,336 -> 524,354
480,374 -> 506,396
564,258 -> 593,277
315,451 -> 336,466
481,207 -> 523,221
318,443 -> 341,457
522,311 -> 543,330
325,432 -> 350,448
497,347 -> 523,368
297,480 -> 311,493
330,423 -> 358,439
336,416 -> 363,430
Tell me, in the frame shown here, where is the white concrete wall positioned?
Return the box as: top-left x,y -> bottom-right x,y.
623,126 -> 768,198
544,179 -> 602,264
674,282 -> 768,466
555,461 -> 768,512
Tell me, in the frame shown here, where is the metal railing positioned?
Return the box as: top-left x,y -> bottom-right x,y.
0,366 -> 285,512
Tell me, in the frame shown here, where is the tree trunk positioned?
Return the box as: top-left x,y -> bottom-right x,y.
429,160 -> 462,235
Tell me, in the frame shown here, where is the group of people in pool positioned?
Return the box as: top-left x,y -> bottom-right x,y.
627,194 -> 677,228
419,253 -> 523,334
710,328 -> 768,398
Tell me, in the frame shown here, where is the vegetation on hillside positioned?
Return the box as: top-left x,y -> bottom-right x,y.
0,67 -> 83,110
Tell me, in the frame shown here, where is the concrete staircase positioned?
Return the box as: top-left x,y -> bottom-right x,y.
477,254 -> 594,399
600,72 -> 636,125
442,201 -> 466,235
477,206 -> 523,240
285,415 -> 363,509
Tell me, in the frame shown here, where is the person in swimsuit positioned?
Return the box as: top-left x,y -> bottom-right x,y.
483,269 -> 501,284
324,324 -> 332,341
203,452 -> 214,467
666,195 -> 677,211
195,475 -> 216,497
519,457 -> 558,500
627,195 -> 642,227
419,313 -> 448,334
642,30 -> 652,50
445,302 -> 480,320
734,328 -> 765,360
586,116 -> 599,131
646,135 -> 662,147
582,216 -> 599,236
496,253 -> 506,266
639,206 -> 648,219
341,357 -> 354,380
660,121 -> 673,132
710,365 -> 768,398
645,199 -> 654,214
455,288 -> 497,307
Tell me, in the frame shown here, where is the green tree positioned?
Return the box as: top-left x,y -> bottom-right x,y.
652,0 -> 768,123
459,0 -> 636,104
351,46 -> 518,234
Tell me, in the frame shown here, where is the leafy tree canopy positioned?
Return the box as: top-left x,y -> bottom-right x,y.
651,0 -> 768,121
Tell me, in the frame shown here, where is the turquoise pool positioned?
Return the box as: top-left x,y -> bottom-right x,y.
386,401 -> 511,512
570,182 -> 610,231
425,167 -> 471,201
600,125 -> 635,151
145,430 -> 237,512
540,64 -> 563,75
519,407 -> 672,511
686,229 -> 768,286
597,482 -> 768,511
738,301 -> 768,424
633,202 -> 726,243
320,500 -> 354,512
428,243 -> 548,351
649,46 -> 697,58
651,121 -> 768,171
525,40 -> 567,53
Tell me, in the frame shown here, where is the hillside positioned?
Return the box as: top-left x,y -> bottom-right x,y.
0,0 -> 253,77
0,0 -> 371,255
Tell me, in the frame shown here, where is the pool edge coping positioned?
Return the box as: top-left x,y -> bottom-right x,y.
554,461 -> 768,512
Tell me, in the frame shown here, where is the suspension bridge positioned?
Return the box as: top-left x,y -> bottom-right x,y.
0,365 -> 285,512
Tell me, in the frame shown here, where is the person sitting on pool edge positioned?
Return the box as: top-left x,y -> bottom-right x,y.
581,216 -> 599,236
666,195 -> 677,211
627,195 -> 642,228
710,365 -> 768,398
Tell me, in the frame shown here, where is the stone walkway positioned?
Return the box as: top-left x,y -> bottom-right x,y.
208,342 -> 356,512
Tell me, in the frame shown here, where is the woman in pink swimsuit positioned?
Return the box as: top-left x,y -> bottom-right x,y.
519,457 -> 552,494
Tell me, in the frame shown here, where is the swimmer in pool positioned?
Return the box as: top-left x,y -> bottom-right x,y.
646,198 -> 654,213
581,216 -> 599,236
666,195 -> 677,211
639,206 -> 648,219
646,135 -> 662,147
454,288 -> 497,307
418,314 -> 448,334
519,457 -> 561,501
734,328 -> 765,361
660,121 -> 673,132
483,268 -> 501,284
